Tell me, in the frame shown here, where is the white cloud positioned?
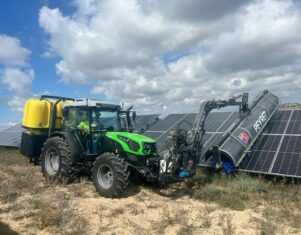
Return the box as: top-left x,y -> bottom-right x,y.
39,0 -> 301,114
2,68 -> 34,98
0,34 -> 34,113
0,35 -> 31,67
6,97 -> 27,113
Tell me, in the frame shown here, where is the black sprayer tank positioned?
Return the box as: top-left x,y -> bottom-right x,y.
217,90 -> 280,167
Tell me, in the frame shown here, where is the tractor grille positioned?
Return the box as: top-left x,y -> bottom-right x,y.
142,142 -> 157,155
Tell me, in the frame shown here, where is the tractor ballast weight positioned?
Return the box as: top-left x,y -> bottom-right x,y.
209,90 -> 280,167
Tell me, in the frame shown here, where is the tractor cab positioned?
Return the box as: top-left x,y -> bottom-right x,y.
61,99 -> 136,155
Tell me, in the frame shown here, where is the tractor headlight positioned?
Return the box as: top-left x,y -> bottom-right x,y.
128,140 -> 140,152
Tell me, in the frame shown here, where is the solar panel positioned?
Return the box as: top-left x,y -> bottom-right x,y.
143,112 -> 236,152
3,124 -> 24,133
144,113 -> 189,151
0,126 -> 9,131
216,113 -> 237,132
239,109 -> 301,178
0,124 -> 24,147
286,110 -> 301,135
263,110 -> 291,134
133,114 -> 160,133
239,135 -> 282,173
270,135 -> 301,177
205,112 -> 234,133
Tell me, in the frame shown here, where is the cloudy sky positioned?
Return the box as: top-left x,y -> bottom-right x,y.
0,0 -> 301,125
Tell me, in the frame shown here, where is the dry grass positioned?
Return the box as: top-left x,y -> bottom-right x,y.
0,148 -> 300,234
186,170 -> 300,211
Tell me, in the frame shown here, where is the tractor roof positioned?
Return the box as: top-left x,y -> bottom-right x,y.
63,98 -> 121,110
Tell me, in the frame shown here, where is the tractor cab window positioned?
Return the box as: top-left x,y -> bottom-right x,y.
63,108 -> 89,132
119,112 -> 128,131
92,109 -> 120,131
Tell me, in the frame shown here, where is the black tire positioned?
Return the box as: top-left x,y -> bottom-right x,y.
41,136 -> 74,183
92,153 -> 130,198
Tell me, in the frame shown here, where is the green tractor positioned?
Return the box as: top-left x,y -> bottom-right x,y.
21,96 -> 161,198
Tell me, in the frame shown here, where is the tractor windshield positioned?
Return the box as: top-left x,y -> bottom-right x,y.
92,109 -> 120,131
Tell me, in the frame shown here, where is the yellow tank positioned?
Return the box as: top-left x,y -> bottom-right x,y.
22,98 -> 71,130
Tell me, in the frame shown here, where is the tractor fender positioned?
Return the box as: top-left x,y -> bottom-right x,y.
49,131 -> 84,164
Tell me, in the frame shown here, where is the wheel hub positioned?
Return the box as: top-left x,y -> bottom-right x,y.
97,165 -> 114,189
45,147 -> 60,176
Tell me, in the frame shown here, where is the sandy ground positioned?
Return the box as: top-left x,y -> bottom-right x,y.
0,182 -> 260,235
0,150 -> 300,235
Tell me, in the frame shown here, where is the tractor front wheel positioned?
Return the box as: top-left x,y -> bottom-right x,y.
92,153 -> 130,198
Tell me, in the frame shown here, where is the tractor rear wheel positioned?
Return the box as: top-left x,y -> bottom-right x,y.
41,136 -> 74,183
92,153 -> 130,198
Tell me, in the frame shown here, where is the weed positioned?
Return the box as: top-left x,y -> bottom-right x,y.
199,204 -> 214,228
185,169 -> 213,188
218,213 -> 226,226
29,195 -> 88,233
251,217 -> 277,235
153,206 -> 191,233
222,214 -> 235,235
177,226 -> 193,235
111,207 -> 125,216
230,173 -> 268,193
125,218 -> 147,235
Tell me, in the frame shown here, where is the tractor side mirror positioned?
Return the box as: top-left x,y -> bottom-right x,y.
132,111 -> 136,122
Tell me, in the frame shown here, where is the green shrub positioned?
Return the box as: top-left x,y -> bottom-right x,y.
230,173 -> 268,193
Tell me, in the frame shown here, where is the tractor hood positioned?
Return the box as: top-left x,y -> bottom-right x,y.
105,132 -> 156,156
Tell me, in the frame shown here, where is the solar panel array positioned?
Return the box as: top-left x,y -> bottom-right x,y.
239,110 -> 301,178
143,110 -> 301,178
0,124 -> 24,147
